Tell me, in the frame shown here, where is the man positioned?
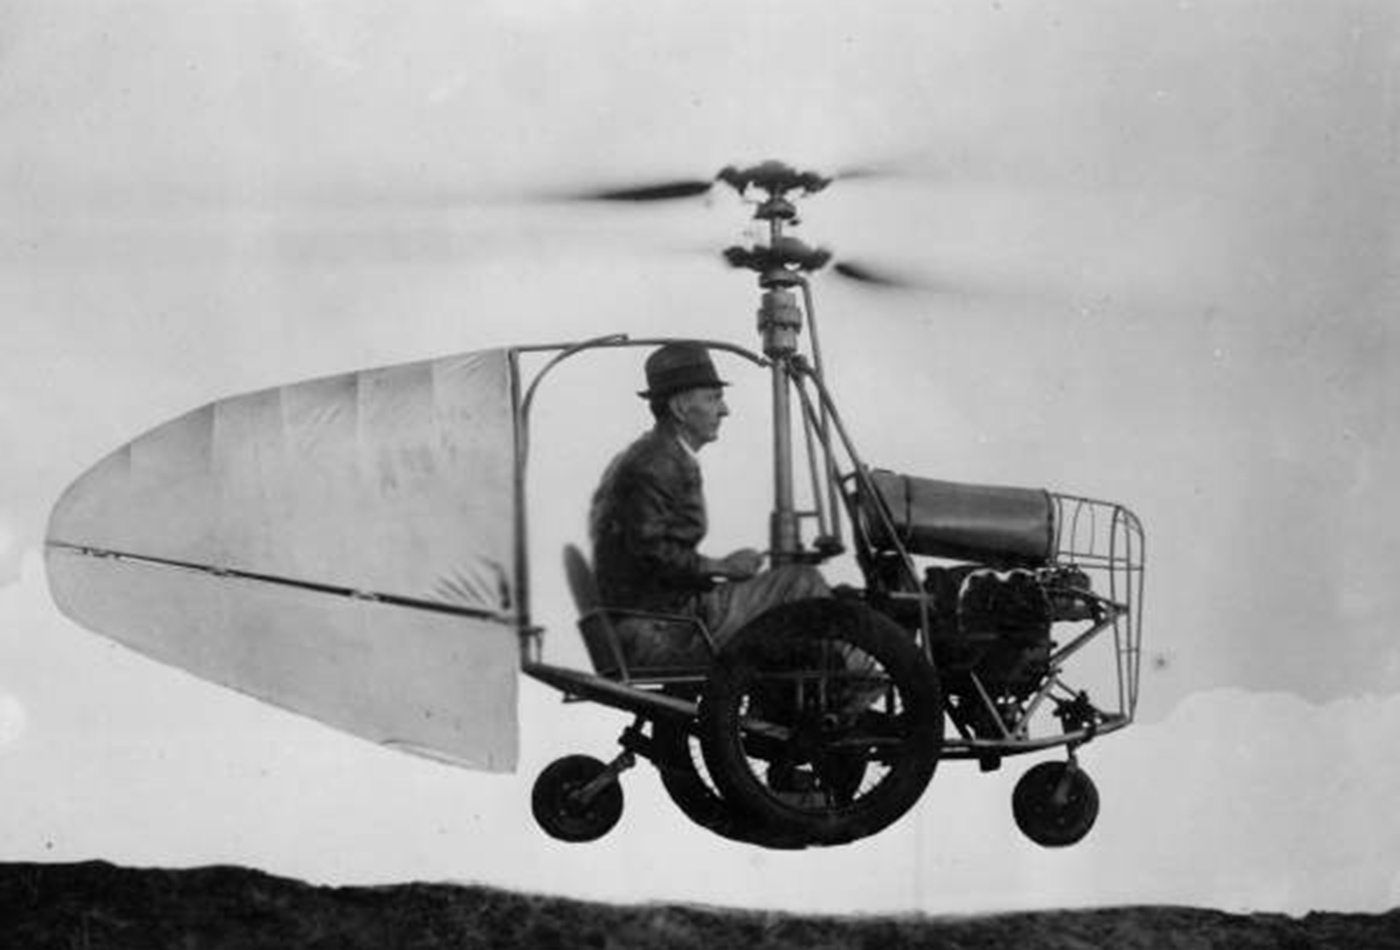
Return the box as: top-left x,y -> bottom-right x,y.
589,342 -> 828,664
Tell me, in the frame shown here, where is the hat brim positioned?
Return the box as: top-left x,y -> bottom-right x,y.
636,379 -> 729,400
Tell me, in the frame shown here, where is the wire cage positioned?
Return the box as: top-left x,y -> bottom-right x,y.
1048,494 -> 1147,722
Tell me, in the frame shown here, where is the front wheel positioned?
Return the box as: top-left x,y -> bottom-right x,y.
700,599 -> 943,847
531,755 -> 624,843
1012,760 -> 1100,847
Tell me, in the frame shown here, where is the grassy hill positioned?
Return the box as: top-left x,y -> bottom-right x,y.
1,861 -> 1397,950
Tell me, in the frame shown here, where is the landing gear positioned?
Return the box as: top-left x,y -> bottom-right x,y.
700,599 -> 943,846
531,753 -> 628,843
1012,759 -> 1100,847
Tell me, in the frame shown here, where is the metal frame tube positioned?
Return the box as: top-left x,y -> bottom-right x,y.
770,359 -> 800,561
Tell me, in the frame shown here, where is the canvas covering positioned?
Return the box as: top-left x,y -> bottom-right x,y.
45,349 -> 522,772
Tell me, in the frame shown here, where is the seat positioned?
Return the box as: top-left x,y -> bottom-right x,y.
562,544 -> 714,682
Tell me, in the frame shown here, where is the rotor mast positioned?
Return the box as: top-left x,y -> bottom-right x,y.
719,161 -> 832,565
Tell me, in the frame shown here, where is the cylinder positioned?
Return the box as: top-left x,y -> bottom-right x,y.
757,288 -> 803,357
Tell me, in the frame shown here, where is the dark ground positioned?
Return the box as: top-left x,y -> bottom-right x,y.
1,861 -> 1397,950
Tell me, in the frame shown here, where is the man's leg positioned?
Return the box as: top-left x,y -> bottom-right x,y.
703,564 -> 830,646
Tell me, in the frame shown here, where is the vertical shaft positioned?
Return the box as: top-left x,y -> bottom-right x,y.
755,195 -> 803,564
770,358 -> 800,563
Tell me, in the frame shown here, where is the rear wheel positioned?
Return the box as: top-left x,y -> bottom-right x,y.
652,720 -> 808,849
700,599 -> 942,846
1012,760 -> 1099,847
531,755 -> 624,843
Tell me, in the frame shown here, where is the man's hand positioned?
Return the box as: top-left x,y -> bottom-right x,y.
711,547 -> 763,581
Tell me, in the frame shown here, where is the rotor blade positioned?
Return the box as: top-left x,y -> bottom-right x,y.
554,158 -> 873,203
831,260 -> 920,289
830,161 -> 918,182
561,178 -> 718,203
828,150 -> 978,184
829,258 -> 1050,301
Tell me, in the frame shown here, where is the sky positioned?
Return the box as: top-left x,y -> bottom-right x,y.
1,0 -> 1398,917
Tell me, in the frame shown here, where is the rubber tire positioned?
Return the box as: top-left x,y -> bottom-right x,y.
1012,760 -> 1100,848
652,721 -> 809,850
699,598 -> 942,847
531,755 -> 624,843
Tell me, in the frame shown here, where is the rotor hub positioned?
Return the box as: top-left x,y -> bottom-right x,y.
724,236 -> 831,285
717,160 -> 831,199
754,195 -> 798,222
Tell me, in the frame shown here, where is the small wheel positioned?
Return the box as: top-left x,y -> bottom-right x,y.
1012,760 -> 1100,847
700,599 -> 943,847
531,755 -> 624,843
652,721 -> 809,850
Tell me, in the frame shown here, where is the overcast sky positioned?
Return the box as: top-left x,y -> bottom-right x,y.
1,0 -> 1397,916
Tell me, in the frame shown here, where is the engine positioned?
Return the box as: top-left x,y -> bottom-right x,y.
921,563 -> 1096,696
922,564 -> 1089,637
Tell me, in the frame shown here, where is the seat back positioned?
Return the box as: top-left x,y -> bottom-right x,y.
561,543 -> 713,683
563,543 -> 601,614
563,544 -> 625,677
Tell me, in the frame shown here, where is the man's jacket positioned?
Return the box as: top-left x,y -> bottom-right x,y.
589,425 -> 714,614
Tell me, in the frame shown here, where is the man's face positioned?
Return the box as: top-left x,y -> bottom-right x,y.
670,387 -> 729,448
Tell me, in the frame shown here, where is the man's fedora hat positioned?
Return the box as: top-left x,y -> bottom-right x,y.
637,342 -> 729,399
